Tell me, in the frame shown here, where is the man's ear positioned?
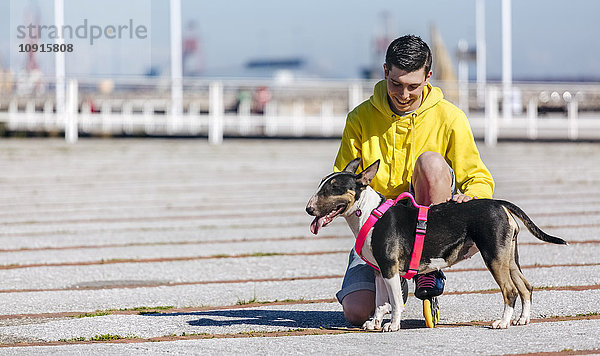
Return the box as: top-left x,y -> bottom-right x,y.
357,160 -> 380,186
343,158 -> 361,173
425,70 -> 432,85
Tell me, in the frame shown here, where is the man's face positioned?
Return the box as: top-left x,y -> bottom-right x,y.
384,64 -> 432,113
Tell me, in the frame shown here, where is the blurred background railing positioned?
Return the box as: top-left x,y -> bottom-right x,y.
1,75 -> 599,145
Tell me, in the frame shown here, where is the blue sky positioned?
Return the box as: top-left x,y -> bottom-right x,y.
2,0 -> 599,80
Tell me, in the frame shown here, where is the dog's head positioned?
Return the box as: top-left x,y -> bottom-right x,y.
306,158 -> 379,235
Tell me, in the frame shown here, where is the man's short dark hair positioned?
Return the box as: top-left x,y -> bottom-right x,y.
385,35 -> 432,74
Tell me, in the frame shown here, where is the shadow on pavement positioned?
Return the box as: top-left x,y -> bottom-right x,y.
146,309 -> 428,330
186,309 -> 347,329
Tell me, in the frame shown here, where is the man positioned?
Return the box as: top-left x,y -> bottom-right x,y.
333,35 -> 494,326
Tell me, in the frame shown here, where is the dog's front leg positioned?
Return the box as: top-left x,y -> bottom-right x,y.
362,271 -> 391,330
382,273 -> 404,332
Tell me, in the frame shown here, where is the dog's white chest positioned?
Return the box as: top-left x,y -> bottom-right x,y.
357,233 -> 379,269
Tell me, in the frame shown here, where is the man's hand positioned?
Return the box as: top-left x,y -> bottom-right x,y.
448,194 -> 474,203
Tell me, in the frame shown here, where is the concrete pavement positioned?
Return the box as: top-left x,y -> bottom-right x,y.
0,138 -> 599,354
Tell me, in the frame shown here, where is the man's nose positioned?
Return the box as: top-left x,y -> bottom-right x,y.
400,87 -> 410,99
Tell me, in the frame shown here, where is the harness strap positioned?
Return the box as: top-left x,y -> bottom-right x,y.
354,192 -> 429,279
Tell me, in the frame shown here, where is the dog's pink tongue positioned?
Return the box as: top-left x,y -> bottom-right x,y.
310,217 -> 324,235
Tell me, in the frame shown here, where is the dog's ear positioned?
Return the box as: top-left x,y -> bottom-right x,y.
342,158 -> 361,173
357,160 -> 379,186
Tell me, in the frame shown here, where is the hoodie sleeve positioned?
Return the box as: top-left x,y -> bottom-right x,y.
445,113 -> 495,199
333,112 -> 362,172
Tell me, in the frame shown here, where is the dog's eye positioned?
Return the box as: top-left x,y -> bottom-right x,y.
328,184 -> 347,195
334,188 -> 346,195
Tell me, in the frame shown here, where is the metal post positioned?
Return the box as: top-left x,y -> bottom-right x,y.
65,79 -> 78,144
476,0 -> 486,108
237,96 -> 251,136
80,99 -> 90,133
170,0 -> 183,134
188,101 -> 201,135
349,83 -> 363,111
102,101 -> 112,134
143,101 -> 154,134
264,102 -> 277,137
502,0 -> 512,121
8,100 -> 17,129
568,100 -> 579,140
321,101 -> 333,137
44,100 -> 53,130
26,101 -> 35,131
527,96 -> 538,140
208,81 -> 223,144
54,0 -> 66,119
292,101 -> 304,137
123,102 -> 133,134
485,86 -> 498,146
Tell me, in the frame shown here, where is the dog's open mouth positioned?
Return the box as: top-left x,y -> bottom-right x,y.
310,204 -> 346,235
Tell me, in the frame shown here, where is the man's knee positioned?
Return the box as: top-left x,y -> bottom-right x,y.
415,151 -> 449,180
341,290 -> 375,325
413,151 -> 452,205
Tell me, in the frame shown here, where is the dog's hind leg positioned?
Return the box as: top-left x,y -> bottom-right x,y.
510,265 -> 532,326
510,240 -> 533,326
478,210 -> 520,328
504,209 -> 533,326
488,261 -> 519,329
482,244 -> 519,329
363,271 -> 392,330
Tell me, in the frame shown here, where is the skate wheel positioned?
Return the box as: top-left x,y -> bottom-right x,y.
423,297 -> 439,328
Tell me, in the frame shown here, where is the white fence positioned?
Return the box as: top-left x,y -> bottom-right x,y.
1,76 -> 599,145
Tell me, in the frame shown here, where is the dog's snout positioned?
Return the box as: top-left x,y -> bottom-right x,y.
306,196 -> 318,216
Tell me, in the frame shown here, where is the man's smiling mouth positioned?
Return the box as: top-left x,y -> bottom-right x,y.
395,98 -> 411,107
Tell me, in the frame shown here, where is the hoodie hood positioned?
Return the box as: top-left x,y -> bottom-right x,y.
370,80 -> 444,118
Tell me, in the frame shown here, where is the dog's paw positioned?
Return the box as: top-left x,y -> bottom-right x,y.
512,317 -> 530,326
375,303 -> 392,316
382,321 -> 400,332
362,318 -> 380,331
491,319 -> 510,329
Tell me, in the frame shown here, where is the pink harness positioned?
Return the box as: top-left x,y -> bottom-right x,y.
354,192 -> 429,279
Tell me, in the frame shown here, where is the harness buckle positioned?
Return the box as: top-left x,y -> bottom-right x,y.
417,219 -> 427,230
371,208 -> 384,218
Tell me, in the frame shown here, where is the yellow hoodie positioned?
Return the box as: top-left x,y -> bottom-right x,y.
334,80 -> 494,199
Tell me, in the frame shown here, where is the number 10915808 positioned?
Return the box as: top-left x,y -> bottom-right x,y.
18,43 -> 74,53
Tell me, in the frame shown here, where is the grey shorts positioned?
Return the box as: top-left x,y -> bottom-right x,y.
335,166 -> 456,303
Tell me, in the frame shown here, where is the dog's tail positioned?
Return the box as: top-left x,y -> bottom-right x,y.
497,200 -> 568,245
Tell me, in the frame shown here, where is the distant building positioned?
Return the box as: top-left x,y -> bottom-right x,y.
244,58 -> 306,83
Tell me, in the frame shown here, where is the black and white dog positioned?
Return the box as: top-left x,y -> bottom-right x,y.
306,158 -> 567,331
